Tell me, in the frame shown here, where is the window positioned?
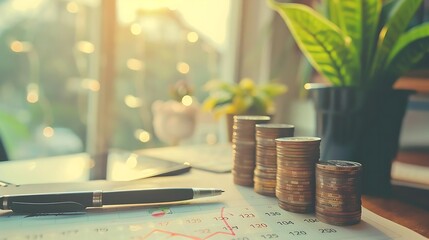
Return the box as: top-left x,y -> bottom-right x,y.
0,0 -> 235,160
112,0 -> 233,149
0,0 -> 100,159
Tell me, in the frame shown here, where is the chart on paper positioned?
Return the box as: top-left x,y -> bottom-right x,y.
0,173 -> 426,240
0,202 -> 423,240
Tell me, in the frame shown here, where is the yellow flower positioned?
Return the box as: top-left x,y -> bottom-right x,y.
239,78 -> 256,95
202,78 -> 287,119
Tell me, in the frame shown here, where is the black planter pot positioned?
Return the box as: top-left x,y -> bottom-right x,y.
309,86 -> 413,196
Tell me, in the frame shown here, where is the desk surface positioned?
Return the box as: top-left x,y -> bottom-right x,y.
0,169 -> 427,239
362,191 -> 429,238
0,151 -> 428,239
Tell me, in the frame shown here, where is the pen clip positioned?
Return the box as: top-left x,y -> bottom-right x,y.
11,201 -> 86,214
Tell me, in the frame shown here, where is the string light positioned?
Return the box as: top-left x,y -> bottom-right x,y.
26,83 -> 39,103
76,41 -> 95,54
127,58 -> 144,71
81,78 -> 100,92
130,23 -> 142,35
42,126 -> 55,138
124,95 -> 142,108
10,40 -> 32,52
134,129 -> 151,143
26,92 -> 39,103
176,62 -> 190,74
66,1 -> 79,14
181,95 -> 193,106
187,32 -> 199,43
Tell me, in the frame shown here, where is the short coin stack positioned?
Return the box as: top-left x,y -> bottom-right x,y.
254,124 -> 295,196
316,160 -> 362,226
275,137 -> 321,213
232,115 -> 271,186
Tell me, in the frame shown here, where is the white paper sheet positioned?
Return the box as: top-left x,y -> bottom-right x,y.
0,171 -> 426,240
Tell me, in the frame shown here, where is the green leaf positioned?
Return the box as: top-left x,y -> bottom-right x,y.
327,0 -> 341,26
369,0 -> 422,85
0,111 -> 30,155
328,0 -> 362,57
361,0 -> 382,79
327,0 -> 381,83
248,96 -> 267,115
203,79 -> 236,93
378,0 -> 397,31
260,83 -> 287,96
384,23 -> 429,86
269,2 -> 358,86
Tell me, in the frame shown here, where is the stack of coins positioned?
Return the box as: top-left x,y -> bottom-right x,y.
275,137 -> 321,213
254,124 -> 295,196
232,115 -> 270,186
316,160 -> 362,225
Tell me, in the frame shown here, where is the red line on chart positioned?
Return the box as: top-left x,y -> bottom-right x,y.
202,207 -> 235,239
141,229 -> 200,240
141,207 -> 236,240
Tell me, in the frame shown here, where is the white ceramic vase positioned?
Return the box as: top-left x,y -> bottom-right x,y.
152,100 -> 198,145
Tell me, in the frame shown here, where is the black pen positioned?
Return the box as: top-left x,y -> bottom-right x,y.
0,188 -> 224,214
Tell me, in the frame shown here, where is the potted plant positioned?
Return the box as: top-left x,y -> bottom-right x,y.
202,78 -> 287,141
152,80 -> 198,145
269,0 -> 429,195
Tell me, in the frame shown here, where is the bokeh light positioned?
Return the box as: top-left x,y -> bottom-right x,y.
10,41 -> 31,53
127,58 -> 144,71
187,31 -> 199,43
176,62 -> 190,74
26,83 -> 39,103
181,95 -> 193,106
81,78 -> 100,92
130,23 -> 142,35
43,126 -> 55,138
66,1 -> 79,13
125,95 -> 142,108
76,41 -> 95,54
134,129 -> 151,143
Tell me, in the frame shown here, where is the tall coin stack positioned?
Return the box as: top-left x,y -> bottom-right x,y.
254,124 -> 295,196
316,160 -> 362,225
232,115 -> 271,186
275,137 -> 321,213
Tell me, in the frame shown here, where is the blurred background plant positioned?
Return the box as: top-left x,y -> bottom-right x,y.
169,80 -> 194,103
152,79 -> 198,145
202,78 -> 287,118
